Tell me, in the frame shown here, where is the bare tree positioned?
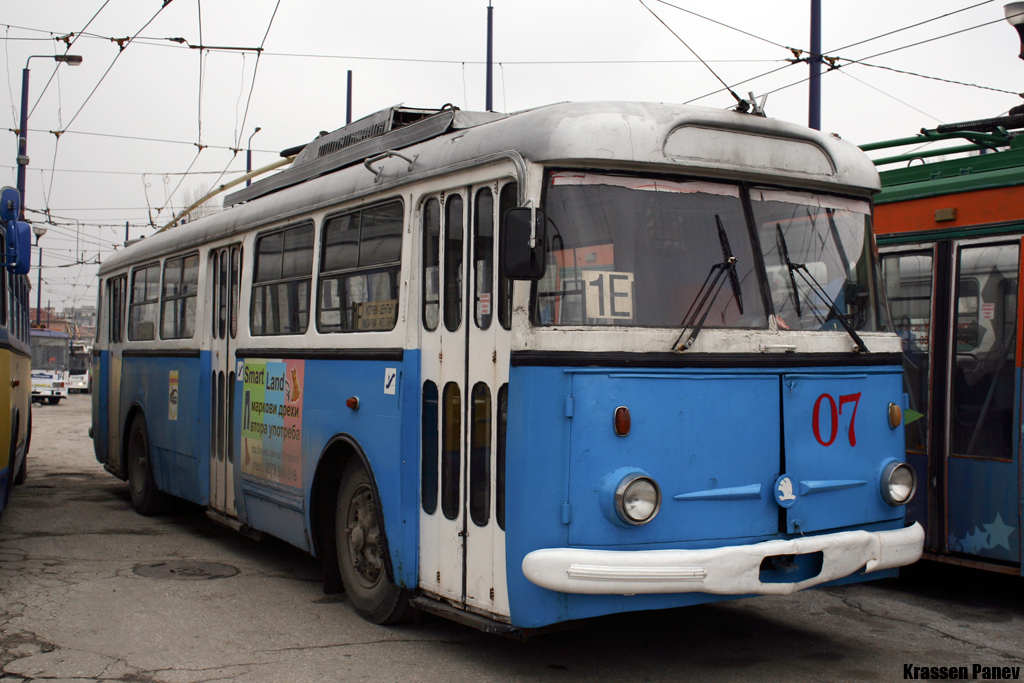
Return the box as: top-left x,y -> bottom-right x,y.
178,184 -> 219,224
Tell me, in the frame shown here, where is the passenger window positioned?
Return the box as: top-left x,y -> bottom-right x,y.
422,198 -> 441,331
496,383 -> 507,531
108,277 -> 123,343
317,201 -> 403,332
469,382 -> 491,527
250,223 -> 314,336
474,188 -> 494,330
444,195 -> 464,332
421,381 -> 439,515
128,264 -> 161,341
219,250 -> 229,338
951,244 -> 1019,459
881,251 -> 932,453
441,381 -> 461,521
497,183 -> 517,330
230,247 -> 241,338
161,253 -> 199,339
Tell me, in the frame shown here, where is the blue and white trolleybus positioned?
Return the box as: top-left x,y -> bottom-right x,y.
92,101 -> 923,633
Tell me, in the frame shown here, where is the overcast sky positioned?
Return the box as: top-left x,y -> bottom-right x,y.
3,0 -> 1022,313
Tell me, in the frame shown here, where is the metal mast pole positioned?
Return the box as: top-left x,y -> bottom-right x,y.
16,67 -> 30,219
347,70 -> 353,124
809,0 -> 822,130
486,2 -> 494,112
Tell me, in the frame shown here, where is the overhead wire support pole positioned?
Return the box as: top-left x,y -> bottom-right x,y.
346,70 -> 353,124
809,0 -> 822,130
486,1 -> 494,112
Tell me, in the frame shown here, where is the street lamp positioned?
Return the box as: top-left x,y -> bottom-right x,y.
32,223 -> 46,326
17,54 -> 83,219
246,127 -> 262,187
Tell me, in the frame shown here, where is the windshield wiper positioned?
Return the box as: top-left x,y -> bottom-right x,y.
775,225 -> 869,353
673,216 -> 743,351
776,224 -> 802,319
717,215 -> 744,316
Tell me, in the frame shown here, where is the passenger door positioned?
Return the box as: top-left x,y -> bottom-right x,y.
106,275 -> 127,475
882,239 -> 1022,565
944,240 -> 1020,563
208,245 -> 243,516
419,182 -> 515,619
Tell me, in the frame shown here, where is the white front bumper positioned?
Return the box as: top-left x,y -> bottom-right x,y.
522,522 -> 923,596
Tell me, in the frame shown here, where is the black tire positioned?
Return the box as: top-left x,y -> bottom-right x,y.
1,414 -> 17,523
46,397 -> 59,405
127,415 -> 173,516
335,460 -> 411,624
13,408 -> 27,486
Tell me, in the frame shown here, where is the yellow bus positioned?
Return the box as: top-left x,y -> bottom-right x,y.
0,186 -> 35,523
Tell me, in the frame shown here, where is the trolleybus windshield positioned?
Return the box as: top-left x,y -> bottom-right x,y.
534,172 -> 887,336
31,336 -> 68,372
750,188 -> 887,334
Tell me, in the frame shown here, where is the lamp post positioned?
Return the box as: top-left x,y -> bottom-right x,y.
246,127 -> 262,187
17,54 -> 83,219
1006,3 -> 1024,59
32,223 -> 46,326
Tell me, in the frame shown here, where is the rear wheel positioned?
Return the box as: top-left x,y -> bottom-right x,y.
46,397 -> 60,405
127,415 -> 173,515
335,460 -> 411,624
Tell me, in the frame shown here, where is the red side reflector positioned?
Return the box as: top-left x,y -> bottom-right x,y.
346,396 -> 360,410
614,406 -> 630,436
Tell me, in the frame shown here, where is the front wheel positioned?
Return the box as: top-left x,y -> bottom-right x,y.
46,397 -> 60,405
127,415 -> 173,515
335,460 -> 411,624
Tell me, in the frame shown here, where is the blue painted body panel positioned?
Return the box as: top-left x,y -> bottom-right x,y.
503,364 -> 908,629
567,371 -> 780,545
946,456 -> 1020,562
119,355 -> 208,504
781,372 -> 906,534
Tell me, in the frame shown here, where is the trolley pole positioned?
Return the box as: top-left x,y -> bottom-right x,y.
808,0 -> 822,130
486,2 -> 493,112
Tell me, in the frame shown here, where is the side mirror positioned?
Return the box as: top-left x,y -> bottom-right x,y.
7,221 -> 31,275
502,207 -> 547,280
0,186 -> 19,223
0,187 -> 30,274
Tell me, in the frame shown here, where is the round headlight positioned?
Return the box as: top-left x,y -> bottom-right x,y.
615,475 -> 661,525
881,461 -> 917,506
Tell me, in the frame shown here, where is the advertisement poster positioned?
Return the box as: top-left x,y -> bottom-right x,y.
241,359 -> 304,488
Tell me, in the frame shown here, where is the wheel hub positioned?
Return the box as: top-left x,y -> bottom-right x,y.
346,486 -> 383,587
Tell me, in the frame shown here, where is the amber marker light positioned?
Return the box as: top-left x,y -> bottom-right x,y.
888,403 -> 902,429
614,406 -> 631,436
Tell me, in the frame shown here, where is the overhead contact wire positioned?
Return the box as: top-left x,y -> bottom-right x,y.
638,0 -> 745,105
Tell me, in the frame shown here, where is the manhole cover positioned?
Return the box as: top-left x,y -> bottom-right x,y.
133,561 -> 239,580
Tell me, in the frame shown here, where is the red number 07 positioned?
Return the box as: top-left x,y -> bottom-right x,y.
812,392 -> 862,447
